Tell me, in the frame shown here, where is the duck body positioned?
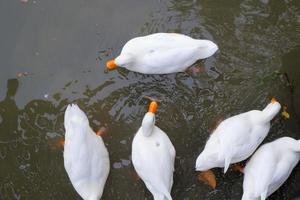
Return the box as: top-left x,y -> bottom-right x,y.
64,104 -> 110,200
112,33 -> 218,74
195,100 -> 281,173
132,107 -> 175,200
242,137 -> 300,200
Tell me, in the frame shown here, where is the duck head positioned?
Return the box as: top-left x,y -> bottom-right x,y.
106,54 -> 133,70
141,101 -> 158,137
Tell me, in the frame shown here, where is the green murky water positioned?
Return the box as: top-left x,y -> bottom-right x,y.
0,0 -> 300,199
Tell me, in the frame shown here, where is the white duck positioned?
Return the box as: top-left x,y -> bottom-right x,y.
242,137 -> 300,200
132,101 -> 176,200
106,33 -> 218,74
64,104 -> 110,200
195,98 -> 281,188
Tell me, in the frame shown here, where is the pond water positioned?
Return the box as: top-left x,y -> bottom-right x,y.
0,0 -> 300,199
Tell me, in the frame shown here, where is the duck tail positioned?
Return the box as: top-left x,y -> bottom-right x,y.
153,192 -> 172,200
223,154 -> 232,173
196,40 -> 218,59
260,189 -> 268,200
219,142 -> 232,173
164,192 -> 172,200
242,193 -> 265,200
241,193 -> 252,200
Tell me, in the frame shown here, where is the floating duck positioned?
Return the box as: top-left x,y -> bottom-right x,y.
106,33 -> 218,74
64,104 -> 110,200
195,98 -> 281,188
132,101 -> 176,199
242,137 -> 300,200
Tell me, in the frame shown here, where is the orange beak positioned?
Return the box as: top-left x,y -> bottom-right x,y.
271,97 -> 278,104
106,59 -> 118,70
148,101 -> 158,114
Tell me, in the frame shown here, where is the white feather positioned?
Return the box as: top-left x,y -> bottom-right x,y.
242,137 -> 300,200
64,104 -> 110,200
195,100 -> 281,173
132,112 -> 175,200
115,33 -> 218,74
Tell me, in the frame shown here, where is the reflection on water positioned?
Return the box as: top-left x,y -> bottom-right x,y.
1,0 -> 300,199
282,47 -> 300,125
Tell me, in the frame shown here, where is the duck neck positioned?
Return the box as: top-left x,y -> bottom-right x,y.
141,126 -> 154,137
141,112 -> 155,137
261,102 -> 281,123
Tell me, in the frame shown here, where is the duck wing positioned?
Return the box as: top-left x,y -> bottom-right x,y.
215,114 -> 254,173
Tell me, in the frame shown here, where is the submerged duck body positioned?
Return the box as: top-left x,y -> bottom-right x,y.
195,99 -> 281,173
132,102 -> 176,200
242,137 -> 300,200
106,33 -> 218,74
64,104 -> 110,200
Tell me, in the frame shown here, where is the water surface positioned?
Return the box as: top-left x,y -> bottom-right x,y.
0,0 -> 300,199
